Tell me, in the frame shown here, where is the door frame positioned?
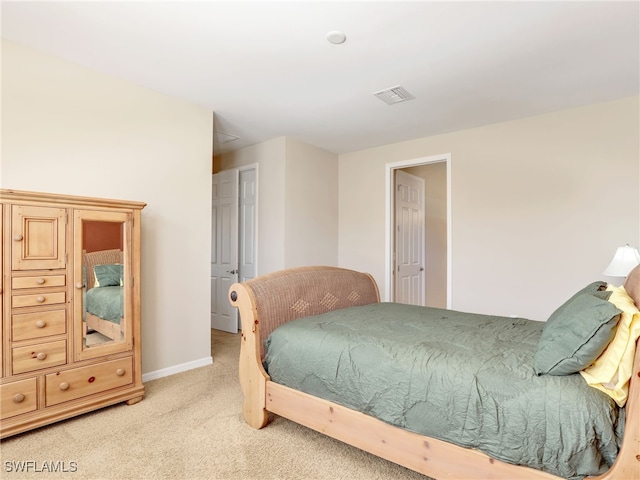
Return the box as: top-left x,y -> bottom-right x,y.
238,163 -> 259,282
385,153 -> 452,307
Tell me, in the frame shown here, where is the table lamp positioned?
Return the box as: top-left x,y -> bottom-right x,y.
603,244 -> 640,278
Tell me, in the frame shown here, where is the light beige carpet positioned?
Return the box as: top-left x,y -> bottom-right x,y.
0,330 -> 430,480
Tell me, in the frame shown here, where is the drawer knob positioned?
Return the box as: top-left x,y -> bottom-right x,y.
76,282 -> 83,289
36,296 -> 45,303
13,393 -> 25,403
35,320 -> 46,328
116,368 -> 125,376
36,278 -> 45,285
36,352 -> 47,360
13,234 -> 23,241
59,382 -> 70,391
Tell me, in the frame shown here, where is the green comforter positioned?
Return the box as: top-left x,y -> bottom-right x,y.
85,286 -> 123,323
264,303 -> 623,479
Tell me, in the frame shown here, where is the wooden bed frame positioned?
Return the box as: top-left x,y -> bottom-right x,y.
229,266 -> 640,480
85,311 -> 125,342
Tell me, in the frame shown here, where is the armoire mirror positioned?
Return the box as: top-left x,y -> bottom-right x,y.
74,210 -> 133,360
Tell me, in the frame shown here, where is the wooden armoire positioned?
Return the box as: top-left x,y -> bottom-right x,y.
0,189 -> 145,438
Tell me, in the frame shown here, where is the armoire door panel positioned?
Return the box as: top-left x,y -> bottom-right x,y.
11,205 -> 66,271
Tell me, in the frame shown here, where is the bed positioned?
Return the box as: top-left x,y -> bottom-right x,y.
228,265 -> 640,480
82,249 -> 125,342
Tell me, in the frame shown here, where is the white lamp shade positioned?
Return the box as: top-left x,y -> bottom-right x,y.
603,245 -> 640,277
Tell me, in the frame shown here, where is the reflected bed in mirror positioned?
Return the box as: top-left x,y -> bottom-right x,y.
81,215 -> 126,349
82,248 -> 124,347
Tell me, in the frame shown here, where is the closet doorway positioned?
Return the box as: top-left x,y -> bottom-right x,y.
386,154 -> 451,308
211,165 -> 258,333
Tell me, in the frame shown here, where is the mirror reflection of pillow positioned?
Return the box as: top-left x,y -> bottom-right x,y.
93,264 -> 123,287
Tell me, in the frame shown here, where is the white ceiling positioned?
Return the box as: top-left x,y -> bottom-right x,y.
2,1 -> 639,155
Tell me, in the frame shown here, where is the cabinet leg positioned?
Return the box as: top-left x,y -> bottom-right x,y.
126,396 -> 143,406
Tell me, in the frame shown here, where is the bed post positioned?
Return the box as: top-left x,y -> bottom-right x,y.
590,336 -> 640,480
229,282 -> 269,429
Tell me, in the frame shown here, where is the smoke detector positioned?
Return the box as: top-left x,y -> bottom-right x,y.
326,30 -> 347,44
373,85 -> 415,105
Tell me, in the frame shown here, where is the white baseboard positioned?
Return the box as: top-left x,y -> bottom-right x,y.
142,356 -> 213,382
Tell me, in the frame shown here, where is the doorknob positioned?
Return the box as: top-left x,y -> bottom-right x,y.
227,269 -> 237,275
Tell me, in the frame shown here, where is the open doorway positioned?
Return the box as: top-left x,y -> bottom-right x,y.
385,154 -> 451,308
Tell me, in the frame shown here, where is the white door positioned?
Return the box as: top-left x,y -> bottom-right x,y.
211,169 -> 239,332
395,170 -> 425,305
239,168 -> 257,282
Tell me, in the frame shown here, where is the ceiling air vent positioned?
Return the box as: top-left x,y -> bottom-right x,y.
216,132 -> 239,144
373,85 -> 415,105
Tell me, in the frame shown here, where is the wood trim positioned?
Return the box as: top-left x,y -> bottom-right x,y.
231,282 -> 269,429
267,381 -> 559,480
588,334 -> 640,480
0,189 -> 146,210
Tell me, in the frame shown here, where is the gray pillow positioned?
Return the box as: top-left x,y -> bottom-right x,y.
93,263 -> 123,287
566,281 -> 610,302
533,287 -> 621,376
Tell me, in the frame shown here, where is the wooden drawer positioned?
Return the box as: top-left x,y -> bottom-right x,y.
12,309 -> 66,341
12,291 -> 66,309
12,340 -> 67,375
1,378 -> 38,420
45,357 -> 133,407
12,274 -> 66,290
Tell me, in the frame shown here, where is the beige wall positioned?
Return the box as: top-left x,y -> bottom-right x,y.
8,37 -> 637,379
284,138 -> 338,267
339,97 -> 640,321
1,40 -> 214,376
222,137 -> 339,273
221,137 -> 287,274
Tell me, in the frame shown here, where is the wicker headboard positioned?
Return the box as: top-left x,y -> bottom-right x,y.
83,249 -> 123,290
241,266 -> 380,357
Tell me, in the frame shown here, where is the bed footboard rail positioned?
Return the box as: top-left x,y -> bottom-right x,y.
228,266 -> 380,428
